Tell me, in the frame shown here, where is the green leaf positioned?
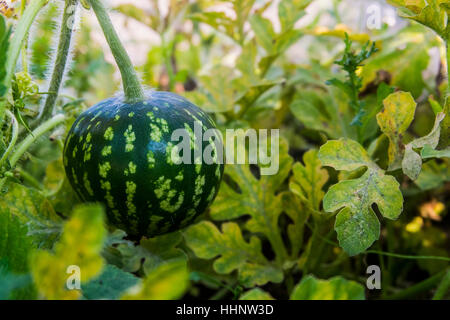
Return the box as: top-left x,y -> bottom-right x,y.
191,10 -> 238,41
0,183 -> 62,248
0,261 -> 32,300
209,139 -> 292,263
140,232 -> 187,275
290,275 -> 365,300
239,288 -> 275,300
114,4 -> 157,29
421,145 -> 450,159
30,204 -> 106,300
0,15 -> 11,96
0,208 -> 35,299
197,65 -> 237,112
44,159 -> 80,215
249,15 -> 276,54
120,260 -> 189,300
281,192 -> 308,258
376,91 -> 417,170
361,39 -> 431,98
184,221 -> 283,287
290,88 -> 358,139
415,161 -> 450,191
290,149 -> 329,211
388,0 -> 449,40
402,112 -> 446,180
0,208 -> 33,274
278,0 -> 312,32
109,231 -> 187,275
82,264 -> 140,300
319,139 -> 403,255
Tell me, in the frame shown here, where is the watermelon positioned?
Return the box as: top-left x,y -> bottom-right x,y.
63,91 -> 224,238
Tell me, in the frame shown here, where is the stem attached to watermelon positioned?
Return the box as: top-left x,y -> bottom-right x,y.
89,0 -> 145,103
0,0 -> 48,123
39,0 -> 79,122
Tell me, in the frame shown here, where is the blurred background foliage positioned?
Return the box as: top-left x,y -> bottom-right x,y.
0,0 -> 449,300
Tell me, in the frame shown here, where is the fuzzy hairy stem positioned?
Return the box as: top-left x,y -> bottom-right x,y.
20,0 -> 29,73
0,0 -> 48,122
89,0 -> 144,103
9,114 -> 65,167
39,0 -> 79,122
0,110 -> 19,170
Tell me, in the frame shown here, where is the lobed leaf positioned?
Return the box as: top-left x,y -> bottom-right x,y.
319,138 -> 403,255
402,112 -> 446,180
239,288 -> 274,300
209,139 -> 292,263
290,149 -> 329,211
184,221 -> 282,287
82,264 -> 140,300
0,183 -> 62,248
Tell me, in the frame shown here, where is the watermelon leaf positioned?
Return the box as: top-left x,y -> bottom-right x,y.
0,183 -> 62,248
120,260 -> 189,300
82,264 -> 140,300
377,91 -> 448,179
319,138 -> 403,255
184,221 -> 283,288
239,287 -> 274,300
290,275 -> 365,300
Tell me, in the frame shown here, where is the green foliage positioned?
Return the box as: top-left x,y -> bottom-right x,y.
120,260 -> 189,300
290,275 -> 365,300
0,0 -> 449,301
30,204 -> 106,299
319,139 -> 403,255
81,264 -> 139,300
377,91 -> 448,179
327,34 -> 378,126
0,183 -> 62,248
0,15 -> 11,97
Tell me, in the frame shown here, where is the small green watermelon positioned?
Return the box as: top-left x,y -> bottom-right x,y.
63,91 -> 224,238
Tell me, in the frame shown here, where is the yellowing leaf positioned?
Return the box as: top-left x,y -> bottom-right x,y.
319,139 -> 403,255
377,91 -> 416,170
30,204 -> 106,300
0,183 -> 62,248
318,138 -> 374,171
290,275 -> 365,300
310,24 -> 370,43
120,261 -> 188,300
389,0 -> 449,40
239,288 -> 274,300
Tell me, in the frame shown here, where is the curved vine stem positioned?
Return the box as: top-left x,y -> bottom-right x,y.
9,114 -> 65,167
0,110 -> 19,170
39,0 -> 79,122
88,0 -> 145,103
1,0 -> 48,122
